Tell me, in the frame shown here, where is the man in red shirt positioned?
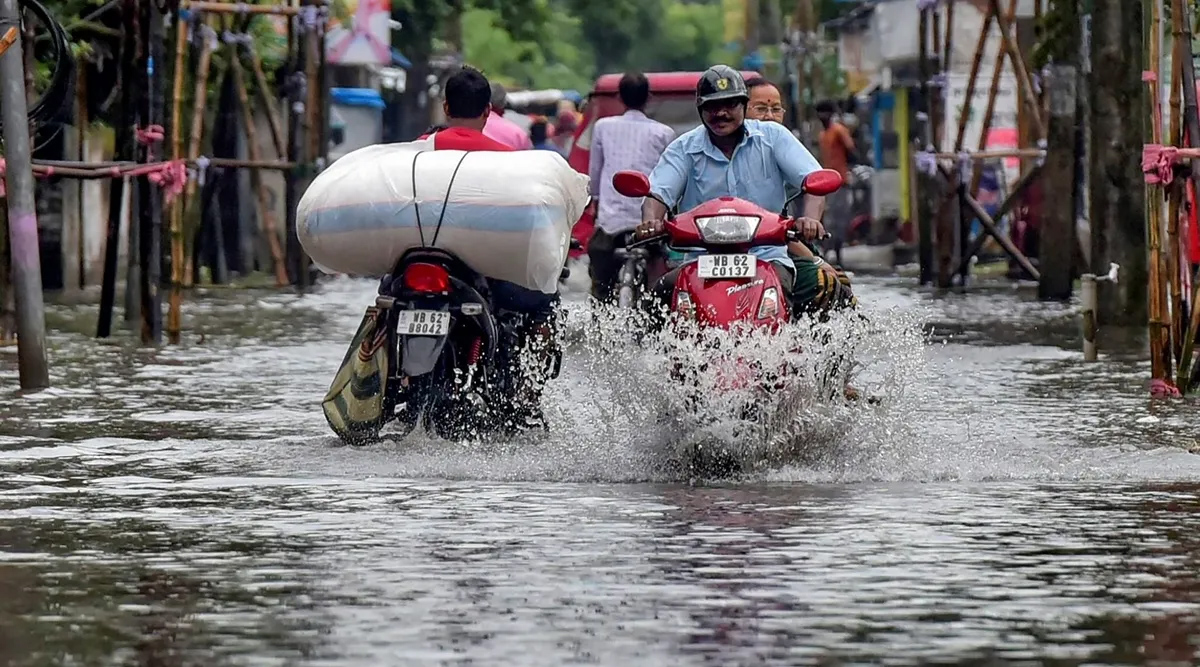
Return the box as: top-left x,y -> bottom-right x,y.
416,66 -> 560,426
418,68 -> 516,152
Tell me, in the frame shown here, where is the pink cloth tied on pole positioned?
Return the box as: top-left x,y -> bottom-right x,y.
1142,144 -> 1179,185
146,160 -> 187,203
1150,378 -> 1182,398
136,124 -> 165,145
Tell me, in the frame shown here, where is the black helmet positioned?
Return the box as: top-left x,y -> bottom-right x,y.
696,65 -> 749,108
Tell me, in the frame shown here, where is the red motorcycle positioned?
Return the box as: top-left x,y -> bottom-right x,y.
611,168 -> 844,475
610,167 -> 844,332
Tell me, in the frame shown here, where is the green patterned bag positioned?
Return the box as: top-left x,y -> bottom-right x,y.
322,306 -> 395,444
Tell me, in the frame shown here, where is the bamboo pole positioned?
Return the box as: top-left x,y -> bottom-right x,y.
230,52 -> 289,286
942,0 -> 956,91
181,21 -> 217,288
933,148 -> 1045,160
181,1 -> 302,15
1174,0 -> 1200,389
243,43 -> 287,158
1146,0 -> 1172,385
969,0 -> 1019,196
296,4 -> 320,287
1168,0 -> 1185,367
988,0 -> 1046,140
167,9 -> 188,345
953,0 -> 995,152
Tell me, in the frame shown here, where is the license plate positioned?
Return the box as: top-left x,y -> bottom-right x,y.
697,254 -> 756,279
397,310 -> 450,336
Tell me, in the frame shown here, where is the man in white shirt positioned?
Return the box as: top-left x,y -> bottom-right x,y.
586,71 -> 675,303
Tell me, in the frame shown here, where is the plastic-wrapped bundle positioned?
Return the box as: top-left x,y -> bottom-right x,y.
297,139 -> 591,294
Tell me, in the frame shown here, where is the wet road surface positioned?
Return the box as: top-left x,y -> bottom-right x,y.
1,276 -> 1199,666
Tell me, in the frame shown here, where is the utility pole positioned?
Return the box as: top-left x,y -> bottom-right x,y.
1039,1 -> 1081,300
0,0 -> 49,389
1089,0 -> 1146,324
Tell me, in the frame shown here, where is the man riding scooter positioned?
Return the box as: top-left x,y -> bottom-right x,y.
634,66 -> 830,316
420,66 -> 562,427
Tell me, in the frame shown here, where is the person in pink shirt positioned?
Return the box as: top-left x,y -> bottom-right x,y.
483,82 -> 534,150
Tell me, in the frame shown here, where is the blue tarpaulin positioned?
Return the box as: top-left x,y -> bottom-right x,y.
330,87 -> 386,110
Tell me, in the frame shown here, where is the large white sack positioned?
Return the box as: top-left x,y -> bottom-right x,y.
297,140 -> 591,294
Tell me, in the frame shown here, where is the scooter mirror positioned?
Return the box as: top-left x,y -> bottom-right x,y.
802,168 -> 844,197
612,170 -> 652,198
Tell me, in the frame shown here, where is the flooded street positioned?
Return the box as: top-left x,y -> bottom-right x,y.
2,275 -> 1200,665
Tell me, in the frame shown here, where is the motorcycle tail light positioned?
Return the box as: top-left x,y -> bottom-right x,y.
695,215 -> 760,244
757,287 -> 781,320
403,262 -> 450,293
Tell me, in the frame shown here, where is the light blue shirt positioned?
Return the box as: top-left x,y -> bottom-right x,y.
647,119 -> 823,272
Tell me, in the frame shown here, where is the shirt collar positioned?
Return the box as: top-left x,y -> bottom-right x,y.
622,109 -> 649,120
685,120 -> 763,159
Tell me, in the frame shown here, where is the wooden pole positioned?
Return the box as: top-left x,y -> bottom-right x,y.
181,1 -> 302,15
1167,0 -> 1185,367
1173,0 -> 1200,386
98,0 -> 138,339
940,165 -> 1041,281
284,0 -> 303,286
138,0 -> 165,344
166,7 -> 187,344
917,7 -> 935,285
0,0 -> 48,387
243,44 -> 287,158
229,54 -> 288,286
970,0 -> 1019,197
1146,0 -> 1172,385
181,21 -> 217,288
953,162 -> 1043,275
953,1 -> 996,152
988,0 -> 1046,140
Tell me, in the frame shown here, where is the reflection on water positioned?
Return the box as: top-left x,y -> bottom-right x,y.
0,276 -> 1198,665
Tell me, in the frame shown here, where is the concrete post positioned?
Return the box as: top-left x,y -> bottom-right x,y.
0,0 -> 49,389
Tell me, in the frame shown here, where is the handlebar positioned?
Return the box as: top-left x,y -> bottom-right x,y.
627,233 -> 668,249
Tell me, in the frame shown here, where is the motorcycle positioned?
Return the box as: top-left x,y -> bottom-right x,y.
611,167 -> 844,331
371,247 -> 567,442
611,168 -> 845,474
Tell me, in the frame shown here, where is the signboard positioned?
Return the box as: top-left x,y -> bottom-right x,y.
941,69 -> 1021,184
325,0 -> 392,66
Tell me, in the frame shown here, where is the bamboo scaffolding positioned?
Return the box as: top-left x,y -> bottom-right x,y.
230,54 -> 289,286
953,0 -> 995,152
31,157 -> 298,172
167,8 -> 188,344
1168,2 -> 1185,367
181,1 -> 303,16
970,0 -> 1019,196
1146,0 -> 1172,386
987,0 -> 1045,140
181,19 -> 217,289
931,148 -> 1046,160
1171,0 -> 1200,390
243,44 -> 287,158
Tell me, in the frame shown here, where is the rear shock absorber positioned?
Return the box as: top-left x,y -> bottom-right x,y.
467,336 -> 483,366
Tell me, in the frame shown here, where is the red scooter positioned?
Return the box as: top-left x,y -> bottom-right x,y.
611,168 -> 845,475
610,167 -> 844,332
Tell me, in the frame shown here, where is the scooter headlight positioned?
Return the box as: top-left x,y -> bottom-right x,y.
695,215 -> 760,244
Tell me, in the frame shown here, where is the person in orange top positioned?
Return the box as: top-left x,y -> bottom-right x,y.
815,100 -> 858,266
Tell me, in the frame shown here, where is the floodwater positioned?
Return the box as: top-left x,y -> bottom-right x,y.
2,274 -> 1200,666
